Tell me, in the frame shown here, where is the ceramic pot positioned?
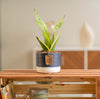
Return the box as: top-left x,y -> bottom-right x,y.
36,51 -> 61,73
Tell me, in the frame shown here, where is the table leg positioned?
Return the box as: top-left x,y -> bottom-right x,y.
97,78 -> 100,99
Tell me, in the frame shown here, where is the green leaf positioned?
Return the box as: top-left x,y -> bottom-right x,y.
34,9 -> 51,47
53,17 -> 64,32
50,32 -> 61,51
36,37 -> 50,51
51,31 -> 55,44
51,17 -> 64,44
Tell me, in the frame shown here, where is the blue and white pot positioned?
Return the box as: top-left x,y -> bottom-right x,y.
36,51 -> 61,73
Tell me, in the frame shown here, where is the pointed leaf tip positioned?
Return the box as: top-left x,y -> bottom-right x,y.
34,9 -> 51,48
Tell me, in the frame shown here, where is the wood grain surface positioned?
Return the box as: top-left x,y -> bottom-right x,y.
61,51 -> 84,69
88,51 -> 100,69
0,69 -> 100,78
14,84 -> 96,94
0,69 -> 99,99
97,78 -> 100,99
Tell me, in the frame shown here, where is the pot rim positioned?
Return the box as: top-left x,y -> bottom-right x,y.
36,51 -> 60,53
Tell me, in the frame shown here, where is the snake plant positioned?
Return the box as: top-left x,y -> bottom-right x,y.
35,9 -> 64,51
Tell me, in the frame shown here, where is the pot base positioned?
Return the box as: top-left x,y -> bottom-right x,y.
36,67 -> 60,73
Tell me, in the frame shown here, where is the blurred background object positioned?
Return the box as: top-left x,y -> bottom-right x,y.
45,21 -> 55,38
80,21 -> 95,49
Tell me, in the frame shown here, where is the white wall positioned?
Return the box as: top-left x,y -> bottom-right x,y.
1,0 -> 100,69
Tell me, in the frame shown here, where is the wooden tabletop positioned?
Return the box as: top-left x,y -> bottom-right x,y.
0,69 -> 100,78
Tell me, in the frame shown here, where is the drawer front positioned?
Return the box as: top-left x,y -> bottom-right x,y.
61,51 -> 84,69
88,51 -> 100,69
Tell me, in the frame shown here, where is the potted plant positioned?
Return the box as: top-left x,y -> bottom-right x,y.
34,9 -> 64,73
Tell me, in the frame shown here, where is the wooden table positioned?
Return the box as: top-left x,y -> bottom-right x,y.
0,69 -> 100,99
